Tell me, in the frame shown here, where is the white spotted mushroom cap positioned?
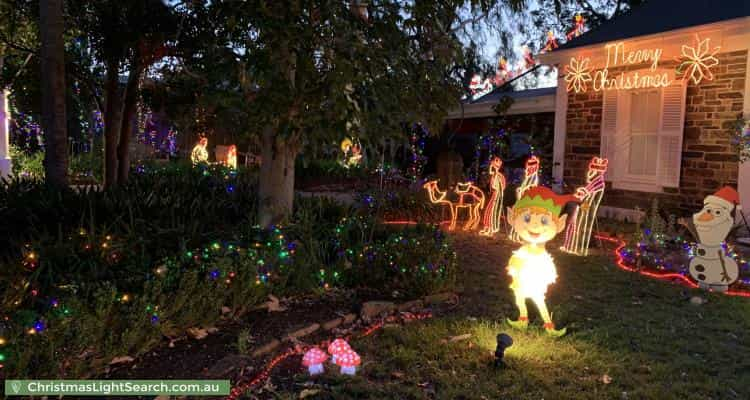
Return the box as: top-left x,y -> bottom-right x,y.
335,349 -> 361,367
302,347 -> 328,367
327,338 -> 351,356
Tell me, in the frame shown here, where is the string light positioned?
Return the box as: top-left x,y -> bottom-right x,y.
191,137 -> 209,165
677,35 -> 720,85
562,157 -> 607,256
509,156 -> 540,242
423,180 -> 485,231
564,57 -> 593,93
479,157 -> 506,236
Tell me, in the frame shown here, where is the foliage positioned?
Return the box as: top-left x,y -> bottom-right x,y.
9,144 -> 44,178
733,117 -> 750,163
357,186 -> 440,223
0,167 -> 457,378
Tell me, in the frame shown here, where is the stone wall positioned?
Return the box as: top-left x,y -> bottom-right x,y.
564,51 -> 747,215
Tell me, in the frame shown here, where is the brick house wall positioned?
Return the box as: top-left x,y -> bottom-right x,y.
563,50 -> 747,215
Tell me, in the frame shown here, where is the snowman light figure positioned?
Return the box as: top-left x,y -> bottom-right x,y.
680,187 -> 741,292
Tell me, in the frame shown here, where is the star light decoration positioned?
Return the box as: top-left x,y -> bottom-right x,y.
564,57 -> 592,93
677,35 -> 720,85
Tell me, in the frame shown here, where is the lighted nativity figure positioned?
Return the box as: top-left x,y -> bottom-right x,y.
562,157 -> 607,256
678,186 -> 741,292
191,137 -> 209,165
509,156 -> 540,242
506,186 -> 579,336
340,137 -> 364,168
226,145 -> 238,169
480,157 -> 506,236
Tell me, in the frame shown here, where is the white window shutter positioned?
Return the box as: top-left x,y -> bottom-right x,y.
600,90 -> 618,181
657,81 -> 687,188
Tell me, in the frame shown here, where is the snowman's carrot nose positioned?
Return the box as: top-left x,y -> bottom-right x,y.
698,211 -> 714,222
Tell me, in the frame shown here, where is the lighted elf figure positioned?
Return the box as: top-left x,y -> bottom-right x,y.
679,187 -> 741,292
506,186 -> 578,336
226,145 -> 238,169
562,157 -> 607,256
191,137 -> 209,165
509,156 -> 540,242
480,157 -> 506,236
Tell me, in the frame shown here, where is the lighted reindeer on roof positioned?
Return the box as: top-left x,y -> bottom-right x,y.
423,180 -> 485,231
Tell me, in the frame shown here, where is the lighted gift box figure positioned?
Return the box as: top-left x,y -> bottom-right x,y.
679,186 -> 740,292
191,137 -> 209,165
506,186 -> 578,336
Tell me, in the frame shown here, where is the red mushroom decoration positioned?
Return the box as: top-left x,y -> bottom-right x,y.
302,347 -> 328,375
335,349 -> 361,375
327,338 -> 351,364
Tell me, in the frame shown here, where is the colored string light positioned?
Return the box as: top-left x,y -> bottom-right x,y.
423,180 -> 485,231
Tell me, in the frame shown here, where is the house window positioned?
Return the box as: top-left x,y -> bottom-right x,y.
599,72 -> 687,192
627,90 -> 659,178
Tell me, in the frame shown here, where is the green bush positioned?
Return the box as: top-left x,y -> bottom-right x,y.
0,166 -> 457,379
9,145 -> 45,179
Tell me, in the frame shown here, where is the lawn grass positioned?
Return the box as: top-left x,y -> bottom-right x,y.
272,233 -> 750,400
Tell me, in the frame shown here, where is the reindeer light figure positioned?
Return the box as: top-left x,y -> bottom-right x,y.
562,157 -> 607,256
480,157 -> 506,236
509,156 -> 540,242
424,180 -> 485,231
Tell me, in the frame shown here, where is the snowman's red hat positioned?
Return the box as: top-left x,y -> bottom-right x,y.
704,186 -> 740,210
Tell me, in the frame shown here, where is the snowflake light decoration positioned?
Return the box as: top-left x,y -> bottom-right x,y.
564,57 -> 592,93
677,35 -> 720,85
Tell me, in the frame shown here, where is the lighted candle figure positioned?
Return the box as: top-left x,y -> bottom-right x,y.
191,137 -> 209,165
566,13 -> 586,40
340,137 -> 363,168
509,156 -> 540,242
480,157 -> 506,236
562,157 -> 607,256
226,144 -> 237,169
506,186 -> 578,336
544,30 -> 559,52
522,45 -> 536,69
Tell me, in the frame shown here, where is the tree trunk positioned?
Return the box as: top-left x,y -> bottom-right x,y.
103,62 -> 123,188
258,125 -> 296,226
117,65 -> 142,183
39,0 -> 68,188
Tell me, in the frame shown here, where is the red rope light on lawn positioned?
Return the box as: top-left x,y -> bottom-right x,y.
227,311 -> 433,399
595,233 -> 750,297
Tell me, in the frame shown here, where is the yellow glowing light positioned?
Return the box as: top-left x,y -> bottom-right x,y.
564,57 -> 592,93
226,145 -> 237,169
678,35 -> 720,85
506,186 -> 574,336
562,157 -> 607,256
27,328 -> 36,335
121,294 -> 130,303
191,137 -> 209,165
423,180 -> 485,231
0,337 -> 6,346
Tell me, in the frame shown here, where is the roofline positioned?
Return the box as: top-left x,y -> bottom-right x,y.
539,15 -> 750,65
446,92 -> 556,120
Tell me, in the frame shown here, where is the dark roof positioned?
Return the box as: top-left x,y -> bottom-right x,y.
557,0 -> 750,51
470,86 -> 556,104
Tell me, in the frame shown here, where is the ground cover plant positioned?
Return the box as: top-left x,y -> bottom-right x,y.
0,165 -> 457,379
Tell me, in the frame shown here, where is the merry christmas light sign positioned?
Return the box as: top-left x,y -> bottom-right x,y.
564,36 -> 720,93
